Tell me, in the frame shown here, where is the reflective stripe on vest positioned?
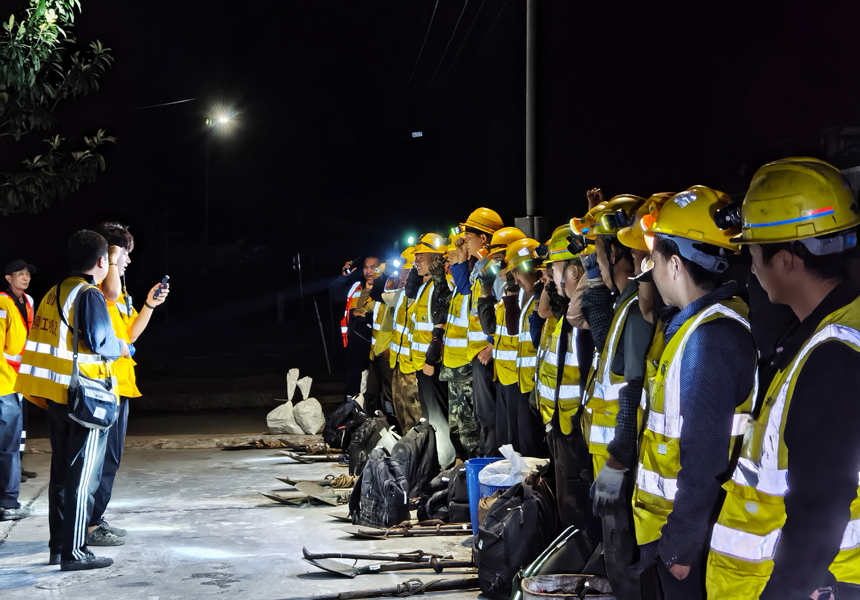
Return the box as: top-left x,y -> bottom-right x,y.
707,313 -> 860,593
409,281 -> 436,369
517,295 -> 537,393
633,299 -> 755,548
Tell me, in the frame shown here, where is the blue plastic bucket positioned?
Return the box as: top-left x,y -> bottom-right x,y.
479,481 -> 510,499
465,457 -> 503,533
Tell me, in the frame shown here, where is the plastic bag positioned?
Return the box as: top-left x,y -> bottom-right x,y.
478,444 -> 532,487
286,369 -> 300,401
293,398 -> 325,434
267,401 -> 304,434
296,376 -> 313,400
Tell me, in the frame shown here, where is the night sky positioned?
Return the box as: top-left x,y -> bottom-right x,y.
3,0 -> 860,372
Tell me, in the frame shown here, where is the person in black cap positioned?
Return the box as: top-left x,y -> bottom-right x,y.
2,260 -> 37,482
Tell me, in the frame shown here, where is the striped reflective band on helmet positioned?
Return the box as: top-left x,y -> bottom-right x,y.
744,206 -> 835,228
709,523 -> 781,561
517,356 -> 537,368
636,464 -> 678,501
493,349 -> 518,362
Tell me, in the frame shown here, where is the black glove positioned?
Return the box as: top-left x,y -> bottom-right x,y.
504,273 -> 518,294
478,266 -> 497,295
548,281 -> 569,320
534,279 -> 545,299
535,244 -> 550,261
425,328 -> 444,364
428,254 -> 446,277
567,234 -> 587,256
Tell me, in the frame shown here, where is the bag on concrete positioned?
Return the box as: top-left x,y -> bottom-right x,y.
390,420 -> 439,497
349,412 -> 389,476
417,488 -> 450,522
323,398 -> 363,450
349,447 -> 410,528
474,482 -> 545,600
267,401 -> 304,434
293,398 -> 325,434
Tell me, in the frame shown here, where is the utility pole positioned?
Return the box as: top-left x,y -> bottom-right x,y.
517,0 -> 547,242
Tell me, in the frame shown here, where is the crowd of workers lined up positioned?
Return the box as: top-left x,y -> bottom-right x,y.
0,224 -> 169,572
335,157 -> 860,600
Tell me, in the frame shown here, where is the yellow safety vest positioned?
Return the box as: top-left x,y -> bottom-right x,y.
706,296 -> 860,597
0,295 -> 27,395
536,318 -> 582,435
443,290 -> 470,368
493,289 -> 523,386
467,276 -> 489,360
582,292 -> 639,474
632,298 -> 755,546
104,288 -> 141,399
371,299 -> 393,359
16,278 -> 117,408
389,290 -> 414,373
409,280 -> 437,371
517,295 -> 538,393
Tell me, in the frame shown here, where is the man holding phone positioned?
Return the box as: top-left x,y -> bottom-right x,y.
85,222 -> 170,547
337,255 -> 380,400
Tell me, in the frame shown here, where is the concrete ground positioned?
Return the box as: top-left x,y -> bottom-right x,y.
0,448 -> 478,600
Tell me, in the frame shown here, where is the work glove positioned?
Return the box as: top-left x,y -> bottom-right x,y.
591,464 -> 626,517
546,281 -> 569,320
428,254 -> 446,278
504,273 -> 518,295
425,328 -> 444,365
478,265 -> 497,295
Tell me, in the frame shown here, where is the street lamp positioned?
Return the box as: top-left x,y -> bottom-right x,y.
204,111 -> 234,244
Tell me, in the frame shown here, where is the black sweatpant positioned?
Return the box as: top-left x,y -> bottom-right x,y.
89,397 -> 129,527
470,356 -> 496,457
47,401 -> 108,560
365,354 -> 394,418
602,470 -> 642,600
654,556 -> 706,600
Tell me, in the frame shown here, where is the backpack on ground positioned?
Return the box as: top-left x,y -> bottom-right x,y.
349,412 -> 390,476
322,398 -> 363,450
473,482 -> 546,600
390,420 -> 439,497
447,465 -> 470,523
348,448 -> 410,528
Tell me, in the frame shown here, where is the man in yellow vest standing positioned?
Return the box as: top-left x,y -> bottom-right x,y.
0,268 -> 28,521
706,158 -> 860,600
15,230 -> 130,571
631,187 -> 758,598
85,222 -> 169,547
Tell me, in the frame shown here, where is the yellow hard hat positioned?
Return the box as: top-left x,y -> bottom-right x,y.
733,157 -> 860,245
460,207 -> 504,235
645,185 -> 740,252
488,227 -> 526,252
571,202 -> 607,240
413,233 -> 447,254
503,238 -> 540,274
593,195 -> 646,236
399,246 -> 415,269
446,231 -> 464,253
544,225 -> 576,264
618,192 -> 675,251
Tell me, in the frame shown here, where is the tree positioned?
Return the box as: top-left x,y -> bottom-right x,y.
0,0 -> 114,215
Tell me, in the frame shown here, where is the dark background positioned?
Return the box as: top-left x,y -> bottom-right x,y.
3,0 -> 860,386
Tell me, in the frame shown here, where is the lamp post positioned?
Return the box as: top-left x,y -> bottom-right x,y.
204,113 -> 233,244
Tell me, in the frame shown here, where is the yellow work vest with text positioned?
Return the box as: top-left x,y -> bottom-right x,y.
105,288 -> 141,399
706,296 -> 860,597
371,299 -> 393,359
467,276 -> 489,360
582,292 -> 639,474
0,295 -> 27,395
15,279 -> 117,408
443,291 -> 470,368
389,290 -> 414,373
632,298 -> 755,546
517,295 -> 537,393
409,280 -> 437,370
493,290 -> 523,386
536,318 -> 581,435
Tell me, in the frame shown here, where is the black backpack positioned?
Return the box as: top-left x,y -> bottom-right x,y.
349,448 -> 410,529
447,466 -> 470,524
473,483 -> 546,600
390,420 -> 439,497
348,412 -> 389,476
323,398 -> 363,451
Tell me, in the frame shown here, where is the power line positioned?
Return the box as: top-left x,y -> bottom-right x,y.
466,0 -> 509,69
406,0 -> 441,92
426,0 -> 470,91
131,98 -> 197,110
439,0 -> 486,86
